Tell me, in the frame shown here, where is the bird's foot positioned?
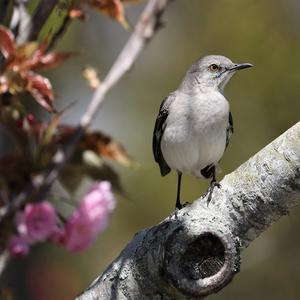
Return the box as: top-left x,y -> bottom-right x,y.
176,203 -> 182,210
206,180 -> 221,205
175,198 -> 183,210
202,181 -> 221,197
182,201 -> 190,207
211,180 -> 221,189
173,200 -> 190,219
175,200 -> 190,210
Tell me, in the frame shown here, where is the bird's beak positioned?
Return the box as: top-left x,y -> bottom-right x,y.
229,63 -> 253,71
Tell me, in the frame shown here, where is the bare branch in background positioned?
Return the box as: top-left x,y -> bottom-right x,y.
9,0 -> 31,43
79,0 -> 169,128
0,252 -> 9,277
0,0 -> 171,228
76,122 -> 300,300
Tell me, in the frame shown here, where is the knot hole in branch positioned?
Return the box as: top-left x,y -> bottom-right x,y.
164,228 -> 240,297
181,233 -> 225,280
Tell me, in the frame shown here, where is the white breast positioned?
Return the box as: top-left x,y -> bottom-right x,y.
161,90 -> 229,177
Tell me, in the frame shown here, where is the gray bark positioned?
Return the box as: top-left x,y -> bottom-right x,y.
76,122 -> 300,300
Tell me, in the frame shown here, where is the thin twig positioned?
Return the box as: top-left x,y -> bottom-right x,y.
0,251 -> 10,277
80,0 -> 169,128
1,0 -> 171,222
10,0 -> 31,44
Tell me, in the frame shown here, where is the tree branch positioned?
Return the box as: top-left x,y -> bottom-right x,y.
79,0 -> 169,128
76,121 -> 300,300
0,251 -> 9,277
0,0 -> 171,231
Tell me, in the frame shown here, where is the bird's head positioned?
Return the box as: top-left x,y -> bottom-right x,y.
181,55 -> 253,93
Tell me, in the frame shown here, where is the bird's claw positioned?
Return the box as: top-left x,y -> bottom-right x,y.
211,180 -> 221,189
182,201 -> 190,207
175,201 -> 190,210
205,180 -> 221,206
175,203 -> 182,210
173,201 -> 190,219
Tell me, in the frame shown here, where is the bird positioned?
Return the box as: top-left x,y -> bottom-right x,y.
152,55 -> 252,209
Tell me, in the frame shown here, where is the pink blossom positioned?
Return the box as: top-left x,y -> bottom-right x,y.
8,235 -> 29,257
79,181 -> 115,231
61,210 -> 98,252
83,181 -> 115,212
62,181 -> 115,252
49,227 -> 65,244
16,201 -> 58,243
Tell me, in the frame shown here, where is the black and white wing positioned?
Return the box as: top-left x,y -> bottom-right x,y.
225,111 -> 234,149
152,94 -> 175,176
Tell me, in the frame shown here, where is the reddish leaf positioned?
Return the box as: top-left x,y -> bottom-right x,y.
55,126 -> 132,166
0,27 -> 73,113
15,42 -> 38,64
35,36 -> 48,57
31,52 -> 75,71
13,38 -> 74,72
0,26 -> 15,62
80,131 -> 132,166
85,0 -> 129,28
69,8 -> 87,20
21,37 -> 48,70
25,72 -> 55,113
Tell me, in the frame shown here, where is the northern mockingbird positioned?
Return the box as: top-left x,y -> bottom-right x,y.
153,55 -> 252,209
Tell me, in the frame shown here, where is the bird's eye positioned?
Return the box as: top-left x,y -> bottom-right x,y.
209,64 -> 219,72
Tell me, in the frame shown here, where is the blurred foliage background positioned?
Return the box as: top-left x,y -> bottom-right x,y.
1,0 -> 300,299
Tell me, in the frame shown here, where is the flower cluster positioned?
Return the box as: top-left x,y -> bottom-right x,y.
7,181 -> 115,257
0,26 -> 73,113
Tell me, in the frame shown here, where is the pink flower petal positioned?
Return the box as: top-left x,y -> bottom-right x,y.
62,181 -> 115,253
16,201 -> 58,244
62,211 -> 97,252
8,235 -> 29,257
49,227 -> 65,245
